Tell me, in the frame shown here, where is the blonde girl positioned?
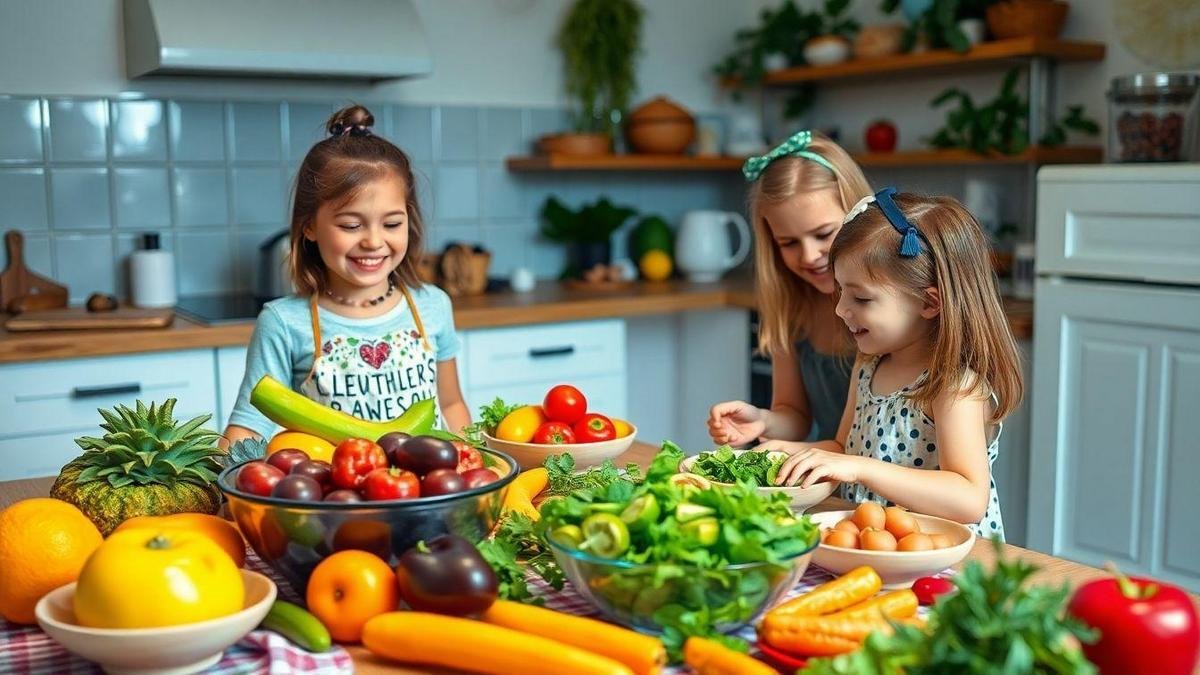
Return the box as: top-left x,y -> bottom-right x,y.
708,131 -> 873,446
768,188 -> 1023,538
224,105 -> 469,446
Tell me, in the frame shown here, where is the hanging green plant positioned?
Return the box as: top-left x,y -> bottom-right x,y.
927,68 -> 1100,154
881,0 -> 1001,53
557,0 -> 644,136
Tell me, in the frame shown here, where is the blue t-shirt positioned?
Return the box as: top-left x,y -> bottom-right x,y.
227,285 -> 460,437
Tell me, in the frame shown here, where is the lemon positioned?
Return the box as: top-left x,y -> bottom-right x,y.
639,250 -> 673,282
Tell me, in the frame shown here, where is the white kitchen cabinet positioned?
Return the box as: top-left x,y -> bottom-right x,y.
0,350 -> 219,480
459,319 -> 627,419
1028,279 -> 1200,591
215,346 -> 250,430
990,339 -> 1032,547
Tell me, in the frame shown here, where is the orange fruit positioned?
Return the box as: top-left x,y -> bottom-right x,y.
306,550 -> 398,643
114,513 -> 247,567
851,502 -> 886,531
859,527 -> 898,551
884,506 -> 920,540
823,529 -> 858,549
267,431 -> 336,463
0,498 -> 104,624
611,418 -> 634,439
897,532 -> 934,552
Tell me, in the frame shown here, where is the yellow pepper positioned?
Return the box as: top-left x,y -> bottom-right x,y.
502,467 -> 548,520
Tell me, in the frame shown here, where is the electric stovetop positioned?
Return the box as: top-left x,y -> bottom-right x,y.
174,294 -> 268,325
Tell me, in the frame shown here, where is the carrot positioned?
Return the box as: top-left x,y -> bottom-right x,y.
767,565 -> 882,617
482,599 -> 666,675
683,637 -> 777,675
502,467 -> 548,520
758,612 -> 910,657
362,611 -> 633,675
836,589 -> 918,621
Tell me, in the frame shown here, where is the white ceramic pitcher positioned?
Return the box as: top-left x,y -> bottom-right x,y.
675,210 -> 751,282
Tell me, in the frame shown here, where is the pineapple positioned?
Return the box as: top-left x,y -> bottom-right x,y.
51,398 -> 225,535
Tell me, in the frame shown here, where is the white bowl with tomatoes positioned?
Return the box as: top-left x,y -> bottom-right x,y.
480,384 -> 638,469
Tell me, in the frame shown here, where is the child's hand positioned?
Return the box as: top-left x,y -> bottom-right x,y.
707,400 -> 766,446
766,445 -> 866,488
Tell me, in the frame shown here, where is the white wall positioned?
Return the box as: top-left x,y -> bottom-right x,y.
0,0 -> 752,113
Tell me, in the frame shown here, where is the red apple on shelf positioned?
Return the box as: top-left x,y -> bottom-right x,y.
865,120 -> 898,153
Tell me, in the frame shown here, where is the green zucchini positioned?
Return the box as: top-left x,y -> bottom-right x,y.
250,375 -> 435,444
259,600 -> 331,653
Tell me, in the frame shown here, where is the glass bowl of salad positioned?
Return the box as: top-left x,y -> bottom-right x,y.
541,444 -> 820,636
678,447 -> 837,511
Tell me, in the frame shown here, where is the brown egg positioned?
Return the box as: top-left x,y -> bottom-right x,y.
897,532 -> 934,552
851,502 -> 886,531
929,533 -> 955,549
884,506 -> 919,539
832,519 -> 860,535
824,529 -> 859,549
859,527 -> 898,551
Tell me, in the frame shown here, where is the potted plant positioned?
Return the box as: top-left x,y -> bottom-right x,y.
881,0 -> 1001,53
926,68 -> 1099,154
802,0 -> 862,67
540,197 -> 638,279
543,0 -> 643,156
712,1 -> 822,120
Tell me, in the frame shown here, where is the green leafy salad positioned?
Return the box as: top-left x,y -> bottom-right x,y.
690,446 -> 786,486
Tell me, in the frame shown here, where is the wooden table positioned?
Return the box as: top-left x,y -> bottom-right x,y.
3,442 -> 1192,674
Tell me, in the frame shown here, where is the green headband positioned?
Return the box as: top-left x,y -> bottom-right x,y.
742,130 -> 837,182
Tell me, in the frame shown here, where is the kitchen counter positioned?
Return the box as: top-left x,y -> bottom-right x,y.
0,280 -> 1032,364
1,440 -> 1191,675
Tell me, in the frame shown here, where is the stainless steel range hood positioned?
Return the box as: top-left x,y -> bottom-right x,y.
122,0 -> 433,81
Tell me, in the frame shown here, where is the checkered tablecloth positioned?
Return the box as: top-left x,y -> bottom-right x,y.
0,550 -> 353,675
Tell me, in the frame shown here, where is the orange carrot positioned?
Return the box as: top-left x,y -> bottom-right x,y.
482,599 -> 666,675
837,589 -> 918,621
362,611 -> 633,675
768,565 -> 882,617
683,637 -> 777,675
758,612 -> 910,657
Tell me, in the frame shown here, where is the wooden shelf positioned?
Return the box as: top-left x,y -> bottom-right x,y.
505,147 -> 1102,172
506,154 -> 746,171
852,146 -> 1103,167
761,37 -> 1105,85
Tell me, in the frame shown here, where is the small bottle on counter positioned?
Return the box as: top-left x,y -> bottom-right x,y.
130,232 -> 177,308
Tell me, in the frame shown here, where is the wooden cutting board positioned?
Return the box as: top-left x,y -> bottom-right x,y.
0,230 -> 68,313
4,306 -> 174,331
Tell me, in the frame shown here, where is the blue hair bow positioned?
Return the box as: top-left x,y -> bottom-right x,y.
850,187 -> 922,258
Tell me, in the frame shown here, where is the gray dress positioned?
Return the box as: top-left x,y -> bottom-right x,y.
796,339 -> 853,441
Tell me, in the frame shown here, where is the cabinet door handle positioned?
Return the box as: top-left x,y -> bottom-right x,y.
71,383 -> 142,399
528,346 -> 575,359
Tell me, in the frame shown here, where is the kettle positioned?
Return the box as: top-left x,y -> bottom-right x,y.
675,210 -> 751,282
255,229 -> 293,302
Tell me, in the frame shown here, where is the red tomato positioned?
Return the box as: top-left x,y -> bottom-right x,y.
331,438 -> 389,490
543,385 -> 587,424
532,421 -> 577,445
865,119 -> 898,153
912,576 -> 955,605
453,441 -> 483,473
572,413 -> 616,443
235,461 -> 285,496
460,467 -> 500,489
360,467 -> 420,500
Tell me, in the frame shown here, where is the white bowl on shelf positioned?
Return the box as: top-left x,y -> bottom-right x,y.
809,509 -> 975,588
35,569 -> 276,675
677,449 -> 836,512
481,426 -> 637,470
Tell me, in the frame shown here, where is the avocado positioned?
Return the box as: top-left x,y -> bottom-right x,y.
629,215 -> 674,261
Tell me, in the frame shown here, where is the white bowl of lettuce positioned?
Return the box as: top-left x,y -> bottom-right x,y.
678,447 -> 837,512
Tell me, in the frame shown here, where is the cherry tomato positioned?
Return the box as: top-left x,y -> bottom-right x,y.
236,461 -> 285,496
532,421 -> 577,445
453,441 -> 483,473
460,467 -> 500,489
543,384 -> 587,424
360,467 -> 420,500
912,576 -> 956,605
331,438 -> 388,490
572,413 -> 616,443
266,448 -> 309,475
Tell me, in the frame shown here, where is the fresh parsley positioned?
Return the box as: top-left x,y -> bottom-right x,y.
476,512 -> 565,604
461,397 -> 522,445
544,452 -> 642,496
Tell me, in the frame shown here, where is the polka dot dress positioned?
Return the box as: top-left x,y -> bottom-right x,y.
840,356 -> 1005,540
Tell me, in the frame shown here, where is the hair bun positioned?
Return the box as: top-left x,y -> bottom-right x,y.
326,105 -> 375,138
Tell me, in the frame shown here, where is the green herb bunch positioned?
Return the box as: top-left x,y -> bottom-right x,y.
691,446 -> 785,486
803,539 -> 1098,674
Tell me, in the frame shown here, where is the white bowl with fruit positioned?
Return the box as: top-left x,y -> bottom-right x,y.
810,503 -> 975,588
477,385 -> 637,469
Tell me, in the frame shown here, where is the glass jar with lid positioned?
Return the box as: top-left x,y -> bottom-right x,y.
1107,72 -> 1199,162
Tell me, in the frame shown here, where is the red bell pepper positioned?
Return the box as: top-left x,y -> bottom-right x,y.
1067,566 -> 1199,675
330,437 -> 388,490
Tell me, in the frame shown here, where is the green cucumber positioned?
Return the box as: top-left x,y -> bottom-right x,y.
250,375 -> 435,444
260,600 -> 331,653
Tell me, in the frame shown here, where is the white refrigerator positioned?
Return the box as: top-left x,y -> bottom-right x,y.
1026,164 -> 1200,592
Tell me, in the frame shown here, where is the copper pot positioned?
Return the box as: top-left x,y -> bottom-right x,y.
986,0 -> 1068,39
624,96 -> 696,155
536,133 -> 612,157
